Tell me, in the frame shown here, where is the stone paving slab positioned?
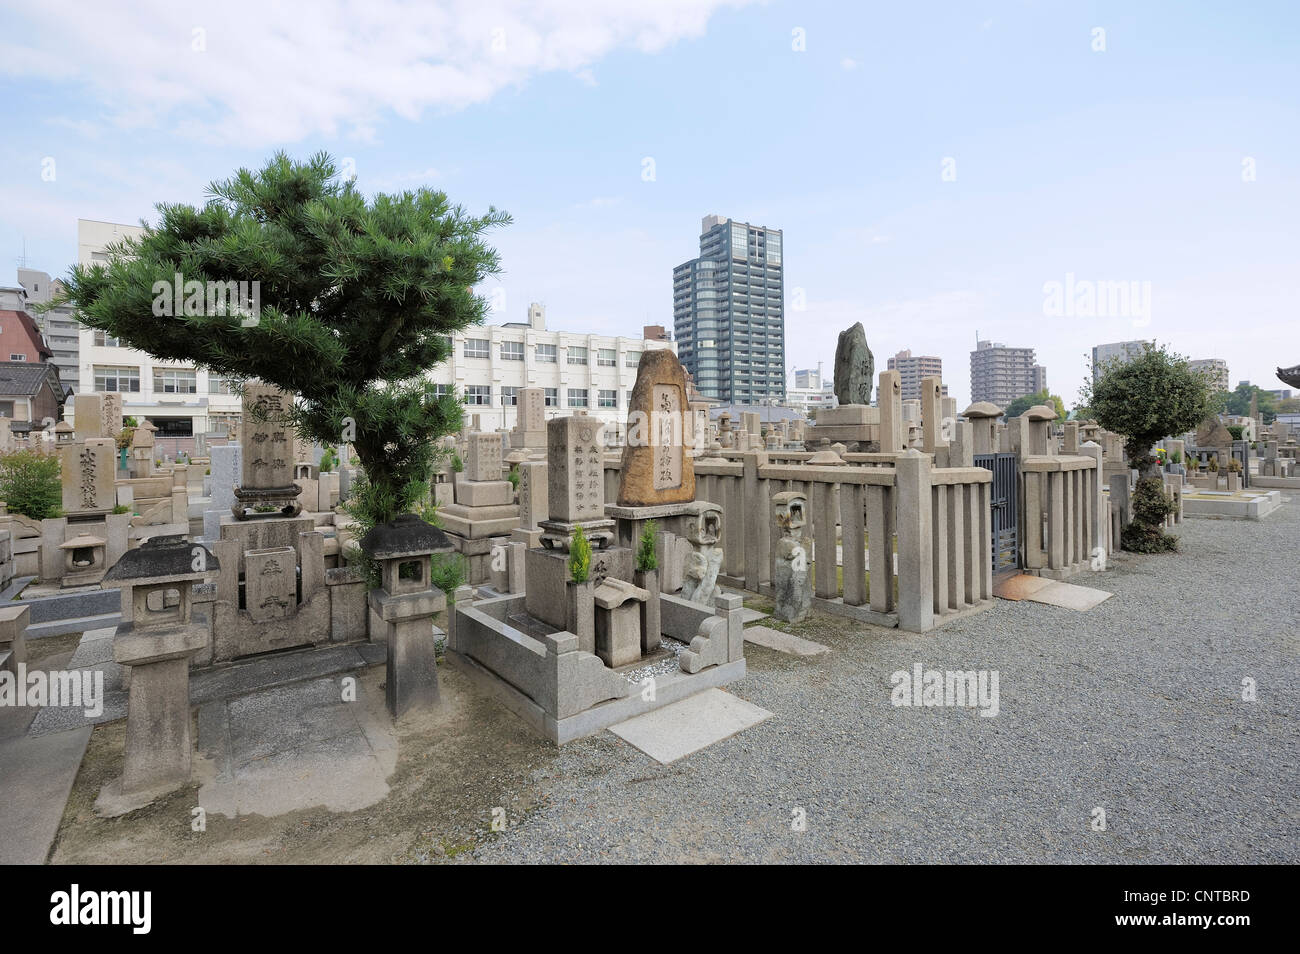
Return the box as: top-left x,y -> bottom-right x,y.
0,727 -> 92,864
743,625 -> 830,657
1026,581 -> 1113,611
738,607 -> 769,624
608,688 -> 772,764
196,676 -> 396,818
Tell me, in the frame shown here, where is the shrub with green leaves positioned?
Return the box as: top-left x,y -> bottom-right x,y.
636,519 -> 658,573
430,552 -> 468,598
506,468 -> 520,489
319,446 -> 339,473
568,525 -> 591,584
1121,478 -> 1177,553
451,453 -> 464,474
0,449 -> 63,521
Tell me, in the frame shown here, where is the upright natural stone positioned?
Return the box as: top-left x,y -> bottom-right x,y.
833,322 -> 874,406
617,349 -> 696,507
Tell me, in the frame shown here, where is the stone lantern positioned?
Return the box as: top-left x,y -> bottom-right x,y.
59,532 -> 108,587
361,513 -> 454,718
962,402 -> 1002,456
1025,405 -> 1058,456
54,420 -> 75,445
95,535 -> 218,816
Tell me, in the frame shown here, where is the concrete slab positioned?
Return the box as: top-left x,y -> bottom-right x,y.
993,573 -> 1055,601
1026,581 -> 1113,612
0,727 -> 92,864
743,625 -> 830,657
608,688 -> 771,764
195,676 -> 397,818
738,607 -> 769,624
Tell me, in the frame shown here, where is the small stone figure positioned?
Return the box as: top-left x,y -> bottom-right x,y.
680,503 -> 723,606
771,491 -> 811,622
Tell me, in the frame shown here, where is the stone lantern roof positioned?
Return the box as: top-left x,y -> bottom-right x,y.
1026,405 -> 1057,421
962,402 -> 1003,419
103,535 -> 219,585
360,513 -> 453,560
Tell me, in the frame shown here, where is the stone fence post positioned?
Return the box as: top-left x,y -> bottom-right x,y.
894,449 -> 933,632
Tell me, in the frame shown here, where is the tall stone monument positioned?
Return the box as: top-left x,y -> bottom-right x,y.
810,322 -> 880,449
833,321 -> 874,406
232,383 -> 302,519
616,349 -> 695,507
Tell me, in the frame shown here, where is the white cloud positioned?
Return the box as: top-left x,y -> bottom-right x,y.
840,57 -> 858,71
0,1 -> 753,148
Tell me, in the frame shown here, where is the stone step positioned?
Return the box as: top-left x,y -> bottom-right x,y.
24,612 -> 122,641
0,575 -> 36,602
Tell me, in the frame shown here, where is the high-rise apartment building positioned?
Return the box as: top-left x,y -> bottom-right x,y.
887,350 -> 947,402
17,268 -> 80,392
1189,358 -> 1230,392
1091,339 -> 1152,382
970,339 -> 1046,409
673,215 -> 784,404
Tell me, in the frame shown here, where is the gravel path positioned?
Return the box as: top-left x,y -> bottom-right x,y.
468,495 -> 1300,863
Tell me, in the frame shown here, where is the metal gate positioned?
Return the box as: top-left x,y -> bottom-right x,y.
974,453 -> 1020,571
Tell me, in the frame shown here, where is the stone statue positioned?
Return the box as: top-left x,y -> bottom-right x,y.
680,502 -> 723,606
833,322 -> 874,406
771,491 -> 811,622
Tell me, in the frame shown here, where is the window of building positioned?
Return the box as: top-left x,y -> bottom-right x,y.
567,346 -> 588,366
625,391 -> 633,406
598,389 -> 618,408
209,375 -> 240,395
154,368 -> 197,394
625,351 -> 641,368
151,417 -> 193,437
501,340 -> 524,361
731,223 -> 747,259
597,348 -> 616,367
544,387 -> 559,407
0,401 -> 13,417
435,384 -> 450,398
9,354 -> 25,361
536,343 -> 557,363
209,411 -> 239,436
465,385 -> 491,406
95,365 -> 140,392
567,388 -> 588,408
464,338 -> 490,359
501,386 -> 519,406
94,331 -> 121,347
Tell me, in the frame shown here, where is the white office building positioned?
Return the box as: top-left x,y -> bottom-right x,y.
75,220 -> 242,451
429,303 -> 676,437
784,364 -> 836,415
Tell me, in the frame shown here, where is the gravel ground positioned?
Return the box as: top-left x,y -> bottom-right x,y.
467,496 -> 1300,864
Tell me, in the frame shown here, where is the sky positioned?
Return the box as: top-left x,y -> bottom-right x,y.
1,0 -> 1297,408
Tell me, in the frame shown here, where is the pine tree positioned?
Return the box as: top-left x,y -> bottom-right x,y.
58,152 -> 509,527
